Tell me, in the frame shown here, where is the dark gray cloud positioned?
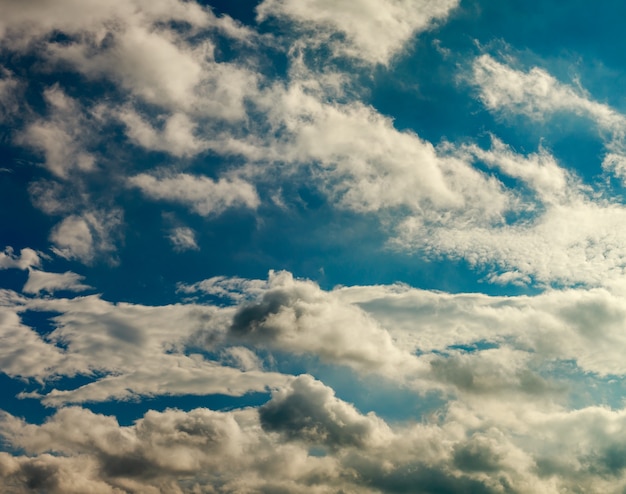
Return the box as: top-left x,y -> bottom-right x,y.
259,374 -> 389,448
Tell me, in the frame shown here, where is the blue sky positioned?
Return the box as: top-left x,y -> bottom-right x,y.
3,0 -> 626,492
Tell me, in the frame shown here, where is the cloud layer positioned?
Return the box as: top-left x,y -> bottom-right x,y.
4,0 -> 626,492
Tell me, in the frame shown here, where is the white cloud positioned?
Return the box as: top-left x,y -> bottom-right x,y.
118,110 -> 207,158
23,270 -> 92,295
0,405 -> 343,493
253,80 -> 510,224
380,135 -> 626,287
227,270 -> 424,378
0,305 -> 70,382
17,86 -> 96,178
259,374 -> 392,448
471,54 -> 626,188
4,385 -> 626,493
0,246 -> 40,270
178,275 -> 270,302
49,210 -> 122,264
24,357 -> 289,407
129,173 -> 260,216
3,0 -> 261,166
337,281 -> 626,377
6,268 -> 626,491
257,0 -> 459,65
602,152 -> 626,184
0,0 -> 212,43
167,227 -> 199,252
28,179 -> 84,215
0,67 -> 20,121
29,2 -> 259,119
0,289 -> 291,405
471,54 -> 626,135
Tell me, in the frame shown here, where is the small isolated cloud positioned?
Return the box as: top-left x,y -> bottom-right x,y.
49,209 -> 123,265
23,270 -> 92,295
0,246 -> 40,270
168,226 -> 199,252
129,173 -> 260,216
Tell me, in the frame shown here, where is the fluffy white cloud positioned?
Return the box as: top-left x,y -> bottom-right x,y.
24,0 -> 259,121
5,381 -> 626,493
178,275 -> 270,302
0,0 -> 211,43
257,0 -> 459,65
25,358 -> 289,407
471,54 -> 626,188
128,173 -> 260,216
6,263 -> 626,490
225,270 -> 424,378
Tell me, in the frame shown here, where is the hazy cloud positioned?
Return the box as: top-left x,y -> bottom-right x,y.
257,0 -> 459,65
23,270 -> 92,295
129,173 -> 260,216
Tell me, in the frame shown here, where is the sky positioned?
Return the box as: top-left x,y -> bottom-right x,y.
5,0 -> 626,492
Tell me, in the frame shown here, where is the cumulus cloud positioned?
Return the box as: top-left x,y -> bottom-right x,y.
259,374 -> 391,448
228,270 -> 423,378
7,3 -> 626,492
5,268 -> 626,491
128,173 -> 260,216
28,179 -> 84,216
117,110 -> 207,158
178,275 -> 270,302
